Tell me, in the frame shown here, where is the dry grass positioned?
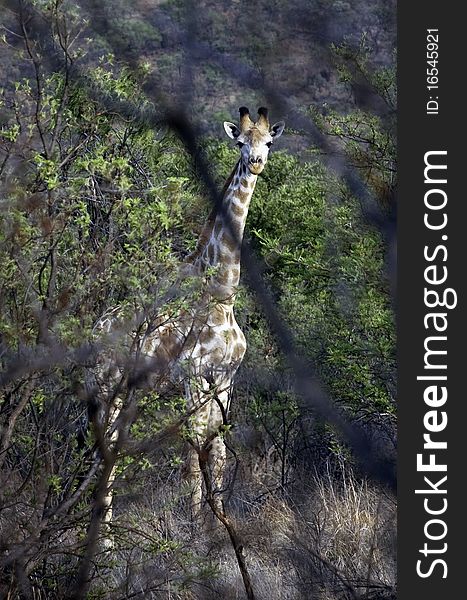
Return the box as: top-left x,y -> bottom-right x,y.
212,462 -> 396,600
313,464 -> 396,588
81,459 -> 396,599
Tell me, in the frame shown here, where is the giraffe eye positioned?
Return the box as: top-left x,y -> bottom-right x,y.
237,141 -> 244,148
266,141 -> 273,148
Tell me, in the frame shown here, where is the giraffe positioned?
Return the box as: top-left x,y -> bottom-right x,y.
180,106 -> 285,511
94,106 -> 285,527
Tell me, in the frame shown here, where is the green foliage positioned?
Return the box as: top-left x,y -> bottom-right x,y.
313,36 -> 396,207
0,51 -> 205,347
264,161 -> 393,410
332,34 -> 396,109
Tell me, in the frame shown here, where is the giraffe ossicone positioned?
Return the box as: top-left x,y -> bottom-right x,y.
95,106 -> 285,530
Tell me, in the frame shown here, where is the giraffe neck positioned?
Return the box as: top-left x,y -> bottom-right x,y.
193,160 -> 257,302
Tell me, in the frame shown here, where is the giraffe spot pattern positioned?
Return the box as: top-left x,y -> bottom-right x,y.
230,202 -> 245,218
219,232 -> 238,253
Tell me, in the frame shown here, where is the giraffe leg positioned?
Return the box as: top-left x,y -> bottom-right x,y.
208,435 -> 226,513
186,443 -> 203,519
207,388 -> 230,514
184,377 -> 211,519
101,394 -> 122,549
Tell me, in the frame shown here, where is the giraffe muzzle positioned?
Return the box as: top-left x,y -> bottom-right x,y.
248,156 -> 264,174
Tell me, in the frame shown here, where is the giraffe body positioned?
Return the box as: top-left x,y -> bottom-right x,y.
94,107 -> 285,524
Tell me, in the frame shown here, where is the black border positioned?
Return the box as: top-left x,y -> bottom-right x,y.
398,3 -> 465,597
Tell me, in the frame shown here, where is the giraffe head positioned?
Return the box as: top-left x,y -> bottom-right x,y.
223,107 -> 285,175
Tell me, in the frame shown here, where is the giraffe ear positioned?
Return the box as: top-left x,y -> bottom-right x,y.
223,121 -> 241,139
270,121 -> 285,138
